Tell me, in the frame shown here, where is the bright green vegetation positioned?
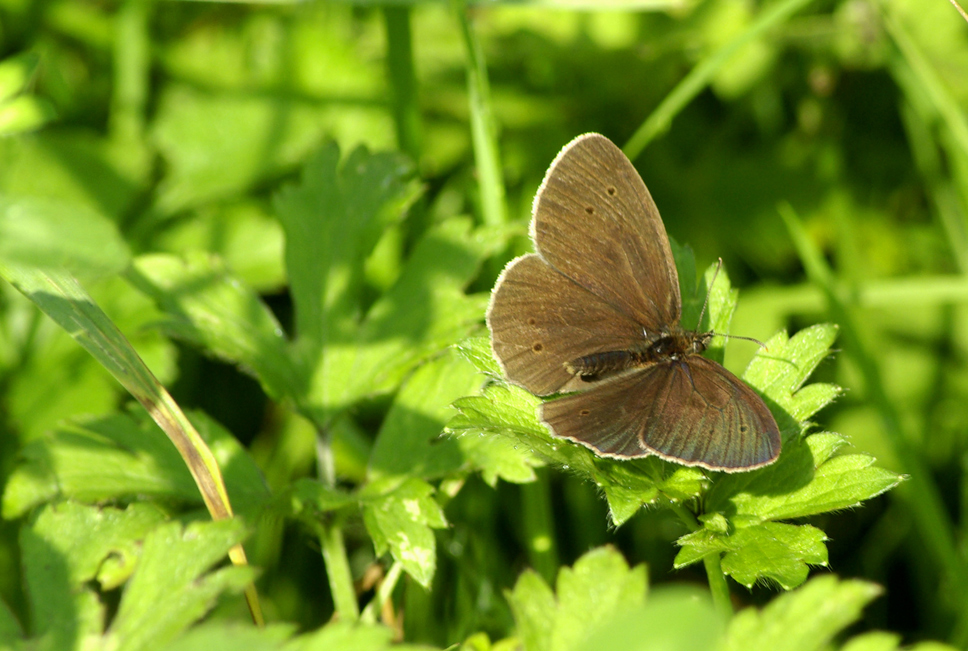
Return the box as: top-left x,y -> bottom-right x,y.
0,1 -> 964,649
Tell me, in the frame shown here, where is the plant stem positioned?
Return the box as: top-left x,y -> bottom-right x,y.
321,516 -> 360,621
451,0 -> 507,228
669,501 -> 732,615
316,429 -> 357,620
383,6 -> 422,163
521,468 -> 559,584
360,561 -> 404,625
703,554 -> 734,619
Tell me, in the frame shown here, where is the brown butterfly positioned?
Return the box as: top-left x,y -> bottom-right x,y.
486,133 -> 780,472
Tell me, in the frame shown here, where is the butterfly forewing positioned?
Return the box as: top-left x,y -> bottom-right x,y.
532,134 -> 681,332
541,358 -> 780,471
487,254 -> 646,396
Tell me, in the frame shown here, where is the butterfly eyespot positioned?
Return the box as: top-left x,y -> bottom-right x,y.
527,317 -> 537,325
606,186 -> 617,196
584,206 -> 594,214
532,342 -> 544,352
740,425 -> 748,433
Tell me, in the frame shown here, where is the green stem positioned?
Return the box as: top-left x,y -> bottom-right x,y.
383,6 -> 422,163
320,516 -> 359,622
316,428 -> 356,620
521,468 -> 559,584
111,0 -> 150,146
669,502 -> 732,615
360,561 -> 404,625
451,0 -> 507,228
702,554 -> 734,619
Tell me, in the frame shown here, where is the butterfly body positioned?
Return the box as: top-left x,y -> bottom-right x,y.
565,329 -> 712,381
487,133 -> 781,472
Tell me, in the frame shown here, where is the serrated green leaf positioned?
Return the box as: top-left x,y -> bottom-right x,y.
722,523 -> 827,588
722,575 -> 882,651
676,522 -> 828,589
454,429 -> 543,486
360,478 -> 447,588
506,570 -> 556,651
454,335 -> 501,376
507,546 -> 647,651
743,323 -> 841,425
109,518 -> 255,651
707,433 -> 904,524
449,380 -> 664,523
127,252 -> 302,403
273,142 -> 419,425
20,502 -> 167,643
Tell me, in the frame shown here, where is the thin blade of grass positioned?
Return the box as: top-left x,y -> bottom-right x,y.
0,264 -> 264,626
624,0 -> 816,160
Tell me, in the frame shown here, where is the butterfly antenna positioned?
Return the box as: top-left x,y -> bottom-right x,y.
696,258 -> 723,331
700,258 -> 769,351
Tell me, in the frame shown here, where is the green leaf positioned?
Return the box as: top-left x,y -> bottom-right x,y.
839,632 -> 903,651
155,201 -> 286,292
3,410 -> 271,519
360,477 -> 448,588
369,349 -> 478,481
575,586 -> 723,651
109,518 -> 255,651
273,142 -> 422,425
0,196 -> 129,277
127,252 -> 302,403
506,546 -> 648,651
287,620 -> 438,651
0,52 -> 40,102
706,432 -> 904,524
675,522 -> 828,589
20,502 -> 167,644
0,265 -> 240,522
743,323 -> 842,427
162,623 -> 295,651
279,478 -> 357,526
351,216 -> 502,397
721,575 -> 882,651
273,141 -> 418,404
152,86 -> 388,215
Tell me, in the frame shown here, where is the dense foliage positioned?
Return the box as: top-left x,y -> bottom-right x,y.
0,0 -> 966,649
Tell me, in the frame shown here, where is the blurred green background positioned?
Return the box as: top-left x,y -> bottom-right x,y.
1,0 -> 967,646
